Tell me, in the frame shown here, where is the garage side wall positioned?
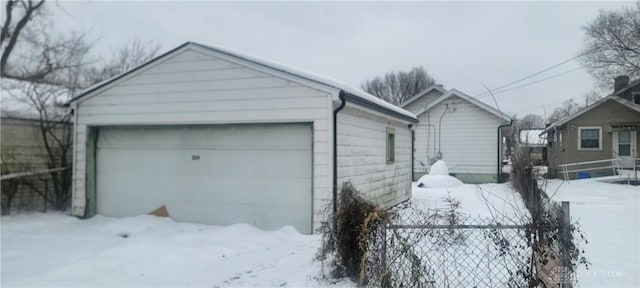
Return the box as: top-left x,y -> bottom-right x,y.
336,105 -> 412,208
71,49 -> 334,231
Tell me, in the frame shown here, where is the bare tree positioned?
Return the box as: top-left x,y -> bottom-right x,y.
580,2 -> 640,87
516,114 -> 545,130
1,1 -> 91,86
3,79 -> 74,210
1,1 -> 160,211
583,89 -> 603,107
362,66 -> 438,105
548,99 -> 583,124
82,39 -> 161,86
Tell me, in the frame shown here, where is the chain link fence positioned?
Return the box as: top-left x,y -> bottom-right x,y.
360,201 -> 574,288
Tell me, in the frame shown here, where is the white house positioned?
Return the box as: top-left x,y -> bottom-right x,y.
402,86 -> 512,183
68,42 -> 417,234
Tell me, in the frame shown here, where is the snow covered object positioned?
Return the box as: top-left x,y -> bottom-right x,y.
417,161 -> 463,188
429,160 -> 449,175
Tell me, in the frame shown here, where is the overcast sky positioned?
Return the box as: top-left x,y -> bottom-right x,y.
51,1 -> 630,119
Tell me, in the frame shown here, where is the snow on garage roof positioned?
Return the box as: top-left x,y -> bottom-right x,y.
70,42 -> 417,123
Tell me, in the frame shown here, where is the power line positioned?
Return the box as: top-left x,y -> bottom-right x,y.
469,67 -> 583,117
479,67 -> 583,99
473,54 -> 583,98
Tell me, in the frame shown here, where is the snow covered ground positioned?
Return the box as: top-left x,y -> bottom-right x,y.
413,177 -> 639,287
412,181 -> 528,222
1,177 -> 637,287
542,177 -> 639,287
1,214 -> 351,287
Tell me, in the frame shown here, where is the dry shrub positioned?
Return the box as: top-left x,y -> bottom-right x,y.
316,182 -> 389,284
511,146 -> 545,212
511,143 -> 589,286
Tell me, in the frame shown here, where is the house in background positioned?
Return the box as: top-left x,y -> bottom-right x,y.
541,76 -> 640,179
402,86 -> 512,183
518,129 -> 547,165
67,42 -> 417,234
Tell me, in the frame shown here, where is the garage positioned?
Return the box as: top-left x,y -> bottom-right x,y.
70,42 -> 417,233
96,124 -> 312,233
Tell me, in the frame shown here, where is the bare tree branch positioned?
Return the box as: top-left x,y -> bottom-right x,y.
1,0 -> 46,79
362,66 -> 438,105
580,3 -> 640,88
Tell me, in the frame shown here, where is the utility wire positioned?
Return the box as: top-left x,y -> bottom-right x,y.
473,54 -> 584,98
479,67 -> 583,99
470,67 -> 583,116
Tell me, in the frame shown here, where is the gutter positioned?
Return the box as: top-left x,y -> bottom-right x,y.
343,92 -> 418,124
497,119 -> 514,183
332,91 -> 347,221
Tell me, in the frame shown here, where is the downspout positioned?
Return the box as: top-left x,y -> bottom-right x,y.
410,124 -> 415,181
437,104 -> 453,159
71,103 -> 78,217
427,112 -> 436,160
497,119 -> 514,183
425,112 -> 436,164
333,91 -> 347,219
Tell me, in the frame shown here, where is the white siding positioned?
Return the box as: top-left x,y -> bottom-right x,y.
403,89 -> 445,115
72,49 -> 333,231
414,96 -> 504,179
337,105 -> 412,207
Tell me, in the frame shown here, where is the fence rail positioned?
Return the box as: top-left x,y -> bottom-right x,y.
558,158 -> 619,180
0,167 -> 68,181
1,167 -> 69,214
557,157 -> 640,180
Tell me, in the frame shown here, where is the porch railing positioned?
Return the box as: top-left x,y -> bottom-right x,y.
557,157 -> 639,181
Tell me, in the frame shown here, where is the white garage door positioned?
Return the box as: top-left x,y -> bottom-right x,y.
96,124 -> 313,233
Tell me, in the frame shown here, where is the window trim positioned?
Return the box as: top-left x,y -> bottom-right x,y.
386,127 -> 396,164
577,126 -> 602,150
617,130 -> 632,156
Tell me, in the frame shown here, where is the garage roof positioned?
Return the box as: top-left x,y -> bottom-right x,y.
69,42 -> 417,124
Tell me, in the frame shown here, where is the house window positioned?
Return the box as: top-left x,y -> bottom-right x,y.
386,127 -> 395,164
558,131 -> 563,150
618,130 -> 631,156
578,127 -> 601,150
633,92 -> 640,105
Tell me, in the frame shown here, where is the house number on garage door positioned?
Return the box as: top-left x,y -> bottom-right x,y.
192,155 -> 200,160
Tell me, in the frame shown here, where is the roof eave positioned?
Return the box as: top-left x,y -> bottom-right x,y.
344,92 -> 418,124
68,42 -> 193,104
400,85 -> 446,107
415,89 -> 511,122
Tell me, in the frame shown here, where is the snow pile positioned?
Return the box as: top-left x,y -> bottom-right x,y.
417,174 -> 464,188
417,160 -> 463,188
429,160 -> 449,175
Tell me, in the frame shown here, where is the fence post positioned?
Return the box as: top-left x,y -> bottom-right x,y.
561,201 -> 572,288
43,179 -> 48,212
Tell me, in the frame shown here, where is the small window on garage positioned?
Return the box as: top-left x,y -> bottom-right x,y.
386,127 -> 395,164
578,127 -> 601,150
